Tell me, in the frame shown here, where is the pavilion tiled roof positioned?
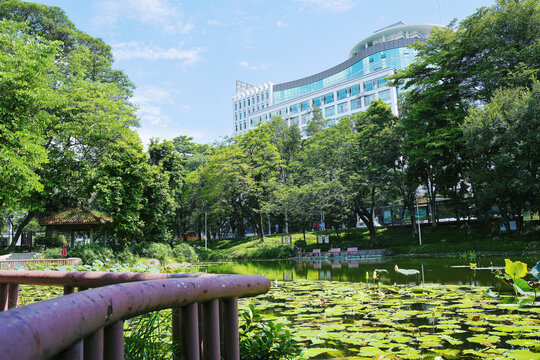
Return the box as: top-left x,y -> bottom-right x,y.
39,206 -> 113,226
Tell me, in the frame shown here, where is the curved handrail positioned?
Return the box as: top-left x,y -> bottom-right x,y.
0,274 -> 270,360
0,269 -> 222,287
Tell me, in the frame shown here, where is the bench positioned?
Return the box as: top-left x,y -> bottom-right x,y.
329,248 -> 341,257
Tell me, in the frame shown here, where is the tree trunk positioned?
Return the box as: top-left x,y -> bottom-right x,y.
258,212 -> 265,242
8,211 -> 35,251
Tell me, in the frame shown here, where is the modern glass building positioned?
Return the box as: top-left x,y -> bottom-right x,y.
232,22 -> 437,136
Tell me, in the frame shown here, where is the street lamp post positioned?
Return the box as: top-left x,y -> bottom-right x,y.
415,191 -> 422,246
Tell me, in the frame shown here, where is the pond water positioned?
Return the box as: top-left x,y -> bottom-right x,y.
188,255 -> 539,287
185,255 -> 540,359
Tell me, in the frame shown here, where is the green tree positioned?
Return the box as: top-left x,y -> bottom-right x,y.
0,20 -> 57,211
462,82 -> 540,232
390,0 -> 540,227
93,139 -> 149,247
352,100 -> 401,245
1,3 -> 138,248
305,106 -> 325,136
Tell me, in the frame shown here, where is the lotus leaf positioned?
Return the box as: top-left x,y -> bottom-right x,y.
505,259 -> 528,280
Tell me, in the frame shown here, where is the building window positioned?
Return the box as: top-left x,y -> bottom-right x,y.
324,93 -> 334,104
350,84 -> 360,96
337,101 -> 348,114
235,114 -> 238,121
364,81 -> 373,92
378,89 -> 391,102
257,95 -> 259,103
262,104 -> 264,109
325,106 -> 335,117
244,120 -> 246,128
243,100 -> 246,107
364,94 -> 376,107
248,99 -> 250,106
235,103 -> 237,110
301,113 -> 311,125
244,111 -> 246,118
337,89 -> 347,100
290,104 -> 299,114
312,97 -> 322,107
300,101 -> 309,111
290,116 -> 299,126
236,124 -> 238,131
239,123 -> 242,130
351,98 -> 362,110
257,106 -> 259,111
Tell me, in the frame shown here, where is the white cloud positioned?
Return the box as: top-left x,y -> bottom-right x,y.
295,0 -> 358,12
97,0 -> 194,34
131,86 -> 189,126
239,61 -> 272,70
112,42 -> 204,66
276,20 -> 289,28
207,19 -> 224,26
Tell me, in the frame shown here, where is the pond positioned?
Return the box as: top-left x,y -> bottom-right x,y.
180,256 -> 540,359
186,255 -> 540,287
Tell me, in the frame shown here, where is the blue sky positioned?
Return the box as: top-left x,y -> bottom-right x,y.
33,0 -> 493,145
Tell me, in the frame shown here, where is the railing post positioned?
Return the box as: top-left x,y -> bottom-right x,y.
84,327 -> 104,360
172,307 -> 181,359
104,320 -> 124,360
221,298 -> 240,360
181,303 -> 200,360
202,299 -> 220,360
0,283 -> 7,311
8,284 -> 19,309
57,340 -> 83,360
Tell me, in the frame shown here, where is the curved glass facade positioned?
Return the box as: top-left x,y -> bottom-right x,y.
273,47 -> 417,105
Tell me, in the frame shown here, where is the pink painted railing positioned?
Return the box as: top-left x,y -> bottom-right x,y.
0,258 -> 79,269
0,270 -> 270,360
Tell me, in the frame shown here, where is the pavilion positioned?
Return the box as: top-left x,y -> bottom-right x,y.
39,206 -> 113,246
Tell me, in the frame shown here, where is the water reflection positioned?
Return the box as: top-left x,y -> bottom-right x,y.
199,255 -> 538,287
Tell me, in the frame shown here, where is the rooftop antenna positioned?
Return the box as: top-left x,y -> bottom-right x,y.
438,0 -> 444,25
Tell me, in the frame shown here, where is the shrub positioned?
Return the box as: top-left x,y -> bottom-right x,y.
240,303 -> 302,360
116,249 -> 140,265
133,242 -> 173,262
172,243 -> 198,263
293,239 -> 307,249
68,245 -> 114,265
39,247 -> 63,259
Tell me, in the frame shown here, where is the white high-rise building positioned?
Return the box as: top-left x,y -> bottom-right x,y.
232,22 -> 436,136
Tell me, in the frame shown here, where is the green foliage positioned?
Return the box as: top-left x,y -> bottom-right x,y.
462,82 -> 540,228
133,242 -> 173,262
124,311 -> 178,360
172,243 -> 198,263
39,247 -> 63,259
293,239 -> 307,249
240,303 -> 302,360
68,245 -> 115,265
0,20 -> 57,211
115,249 -> 140,265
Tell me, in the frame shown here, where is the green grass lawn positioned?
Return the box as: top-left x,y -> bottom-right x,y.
191,223 -> 540,261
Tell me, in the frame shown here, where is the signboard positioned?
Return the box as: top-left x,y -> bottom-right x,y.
383,209 -> 392,224
318,235 -> 330,244
61,246 -> 68,258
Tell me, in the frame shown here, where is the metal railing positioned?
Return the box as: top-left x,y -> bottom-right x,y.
0,270 -> 270,360
0,258 -> 79,269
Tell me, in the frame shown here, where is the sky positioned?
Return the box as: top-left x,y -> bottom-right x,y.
32,0 -> 494,145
